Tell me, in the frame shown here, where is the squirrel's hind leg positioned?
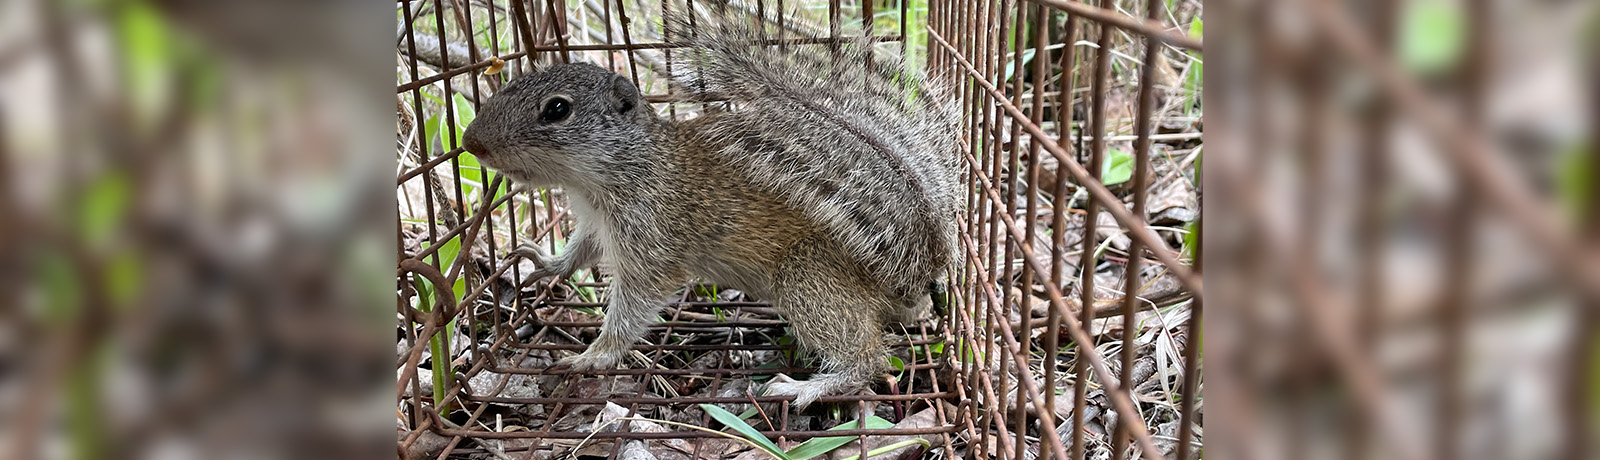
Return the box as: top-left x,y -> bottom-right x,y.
764,237 -> 890,408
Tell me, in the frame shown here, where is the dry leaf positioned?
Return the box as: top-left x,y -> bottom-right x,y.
1096,212 -> 1132,251
1148,177 -> 1199,225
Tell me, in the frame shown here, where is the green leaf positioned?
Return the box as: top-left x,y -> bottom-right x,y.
452,275 -> 466,303
448,93 -> 496,205
1102,148 -> 1135,185
888,356 -> 905,372
423,114 -> 443,153
962,339 -> 983,364
1557,142 -> 1593,219
700,404 -> 787,459
106,249 -> 143,307
38,251 -> 82,322
911,340 -> 946,358
738,407 -> 761,420
415,222 -> 464,417
1185,19 -> 1203,114
1183,220 -> 1200,259
1400,0 -> 1465,75
79,172 -> 130,247
412,276 -> 435,313
1192,151 -> 1202,179
452,93 -> 477,143
416,235 -> 465,304
784,416 -> 895,460
435,236 -> 466,300
119,2 -> 173,117
458,150 -> 483,181
430,236 -> 462,271
1003,48 -> 1036,82
429,317 -> 456,415
67,346 -> 107,460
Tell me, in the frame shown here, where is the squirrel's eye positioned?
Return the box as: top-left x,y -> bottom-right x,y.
540,98 -> 571,123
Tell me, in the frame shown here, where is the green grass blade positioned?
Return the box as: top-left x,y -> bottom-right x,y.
700,404 -> 787,459
783,416 -> 894,460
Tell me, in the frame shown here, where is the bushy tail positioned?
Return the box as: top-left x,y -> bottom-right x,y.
665,5 -> 962,292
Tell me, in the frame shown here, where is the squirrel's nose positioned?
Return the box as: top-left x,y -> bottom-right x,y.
462,127 -> 491,158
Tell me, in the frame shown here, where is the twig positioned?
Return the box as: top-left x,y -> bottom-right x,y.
747,390 -> 778,434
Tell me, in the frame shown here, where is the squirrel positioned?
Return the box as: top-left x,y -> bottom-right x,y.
460,7 -> 960,407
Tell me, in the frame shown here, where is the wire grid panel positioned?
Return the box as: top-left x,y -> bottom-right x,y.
396,0 -> 968,459
1199,0 -> 1600,459
927,0 -> 1202,459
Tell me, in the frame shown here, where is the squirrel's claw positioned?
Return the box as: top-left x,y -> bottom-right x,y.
509,242 -> 563,283
510,242 -> 552,264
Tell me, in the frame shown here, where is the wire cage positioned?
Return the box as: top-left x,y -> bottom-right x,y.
395,0 -> 1202,459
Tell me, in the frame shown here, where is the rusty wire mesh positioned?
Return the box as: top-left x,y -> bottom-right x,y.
925,0 -> 1202,459
1201,1 -> 1599,460
395,0 -> 1202,459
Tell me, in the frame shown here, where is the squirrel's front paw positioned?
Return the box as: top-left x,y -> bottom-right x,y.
558,348 -> 624,371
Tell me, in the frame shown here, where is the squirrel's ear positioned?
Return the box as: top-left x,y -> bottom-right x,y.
611,75 -> 639,114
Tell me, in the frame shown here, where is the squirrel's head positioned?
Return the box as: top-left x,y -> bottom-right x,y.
462,63 -> 651,189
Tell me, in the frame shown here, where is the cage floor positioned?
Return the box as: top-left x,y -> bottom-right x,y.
422,281 -> 961,459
